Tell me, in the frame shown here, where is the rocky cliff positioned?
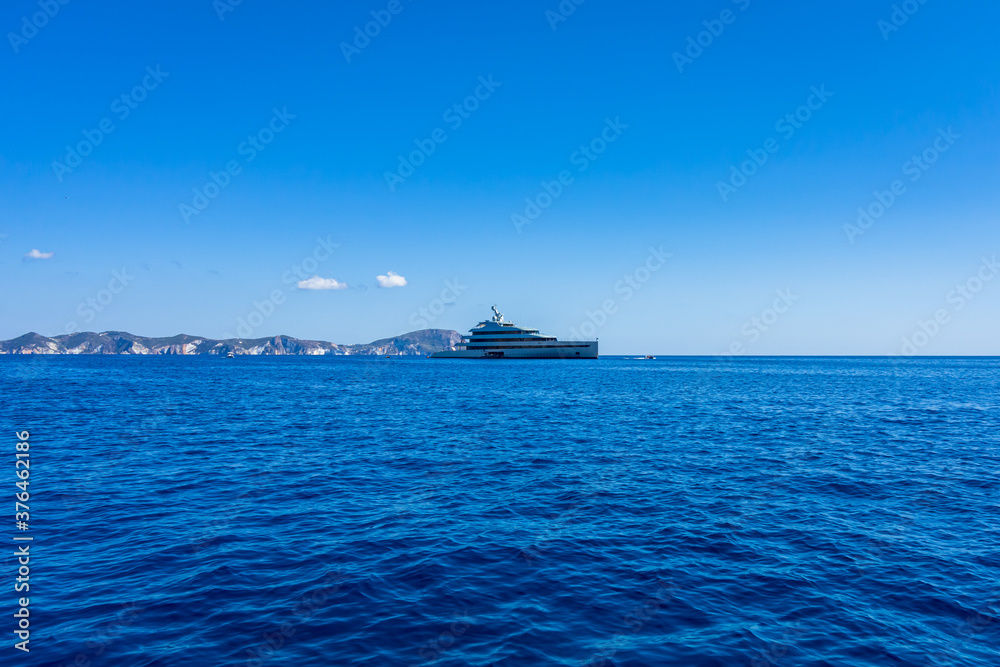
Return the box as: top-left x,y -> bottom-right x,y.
0,329 -> 463,356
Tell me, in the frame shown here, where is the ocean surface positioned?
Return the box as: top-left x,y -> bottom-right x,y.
2,355 -> 999,666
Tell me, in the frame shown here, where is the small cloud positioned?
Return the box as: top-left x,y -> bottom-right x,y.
24,249 -> 53,260
376,271 -> 407,288
298,276 -> 348,290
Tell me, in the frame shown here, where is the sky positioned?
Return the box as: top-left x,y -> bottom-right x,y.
1,0 -> 998,355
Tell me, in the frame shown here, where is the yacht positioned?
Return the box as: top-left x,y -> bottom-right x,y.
430,306 -> 598,359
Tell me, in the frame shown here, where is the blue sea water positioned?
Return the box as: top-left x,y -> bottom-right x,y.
1,355 -> 999,666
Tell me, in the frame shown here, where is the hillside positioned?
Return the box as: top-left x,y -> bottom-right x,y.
0,329 -> 463,356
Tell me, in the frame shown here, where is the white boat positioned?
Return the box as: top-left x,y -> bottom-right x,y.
430,306 -> 598,359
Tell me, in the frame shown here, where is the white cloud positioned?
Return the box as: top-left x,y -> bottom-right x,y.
376,271 -> 407,288
297,276 -> 347,290
24,249 -> 53,260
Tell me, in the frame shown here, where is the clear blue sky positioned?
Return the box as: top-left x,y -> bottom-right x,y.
2,0 -> 998,354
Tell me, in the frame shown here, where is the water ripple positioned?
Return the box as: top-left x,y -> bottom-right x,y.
1,356 -> 998,666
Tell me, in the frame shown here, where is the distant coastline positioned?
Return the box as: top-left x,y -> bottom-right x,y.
0,329 -> 462,356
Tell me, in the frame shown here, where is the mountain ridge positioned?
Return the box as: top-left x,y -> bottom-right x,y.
0,329 -> 463,356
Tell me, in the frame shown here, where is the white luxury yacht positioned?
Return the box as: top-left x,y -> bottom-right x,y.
430,306 -> 598,359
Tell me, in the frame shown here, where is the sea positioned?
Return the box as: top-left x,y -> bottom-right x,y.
1,355 -> 998,666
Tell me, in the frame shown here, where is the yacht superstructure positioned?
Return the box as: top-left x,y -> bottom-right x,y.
430,306 -> 598,359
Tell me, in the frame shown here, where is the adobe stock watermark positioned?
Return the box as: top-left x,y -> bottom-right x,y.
7,0 -> 71,54
179,107 -> 295,223
747,622 -> 805,667
579,580 -> 679,667
227,236 -> 338,339
545,0 -> 586,30
189,449 -> 295,554
844,127 -> 959,244
52,65 -> 169,182
385,75 -> 502,192
922,590 -> 1000,666
340,0 -> 414,63
53,601 -> 144,667
512,116 -> 628,233
854,514 -> 918,578
408,279 -> 466,329
243,570 -> 344,667
213,0 -> 244,21
898,255 -> 998,356
878,0 -> 931,41
409,609 -> 473,666
61,267 -> 136,335
280,236 -> 339,287
569,245 -> 670,340
721,289 -> 799,358
673,0 -> 752,73
519,505 -> 585,565
717,85 -> 833,202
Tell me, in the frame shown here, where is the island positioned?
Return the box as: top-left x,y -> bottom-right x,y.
0,329 -> 463,356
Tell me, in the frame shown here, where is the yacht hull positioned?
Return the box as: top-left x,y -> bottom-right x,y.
431,341 -> 598,359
